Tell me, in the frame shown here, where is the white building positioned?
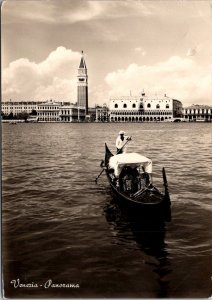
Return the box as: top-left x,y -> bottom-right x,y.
59,105 -> 86,122
37,101 -> 61,122
1,101 -> 38,116
1,100 -> 86,122
37,101 -> 86,122
183,105 -> 212,122
109,94 -> 182,122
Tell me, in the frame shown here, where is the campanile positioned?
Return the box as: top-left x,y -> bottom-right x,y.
77,51 -> 88,114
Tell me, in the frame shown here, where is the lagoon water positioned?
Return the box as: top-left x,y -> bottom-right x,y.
2,122 -> 212,298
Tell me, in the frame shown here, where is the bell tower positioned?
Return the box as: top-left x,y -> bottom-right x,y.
77,51 -> 88,114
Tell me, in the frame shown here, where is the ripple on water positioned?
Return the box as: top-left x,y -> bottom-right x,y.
2,122 -> 212,298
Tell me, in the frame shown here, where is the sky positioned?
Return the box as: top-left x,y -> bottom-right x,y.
2,0 -> 212,107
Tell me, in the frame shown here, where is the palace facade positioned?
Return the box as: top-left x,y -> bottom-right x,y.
108,94 -> 182,122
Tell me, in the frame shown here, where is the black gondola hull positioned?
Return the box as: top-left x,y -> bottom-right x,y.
106,172 -> 171,221
104,144 -> 171,221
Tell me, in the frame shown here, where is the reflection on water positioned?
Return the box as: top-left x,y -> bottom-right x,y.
104,198 -> 171,298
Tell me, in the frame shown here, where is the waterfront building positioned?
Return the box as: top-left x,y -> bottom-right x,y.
37,101 -> 61,122
87,107 -> 97,122
37,100 -> 86,122
96,103 -> 109,122
1,100 -> 86,122
1,101 -> 38,116
59,105 -> 85,122
183,105 -> 212,122
77,51 -> 88,115
108,93 -> 182,122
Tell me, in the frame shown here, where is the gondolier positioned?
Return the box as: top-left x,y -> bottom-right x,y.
116,131 -> 131,154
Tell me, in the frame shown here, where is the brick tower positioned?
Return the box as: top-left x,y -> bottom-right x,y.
77,51 -> 88,115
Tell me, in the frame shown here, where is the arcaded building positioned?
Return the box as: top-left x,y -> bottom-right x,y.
183,105 -> 212,121
108,93 -> 183,122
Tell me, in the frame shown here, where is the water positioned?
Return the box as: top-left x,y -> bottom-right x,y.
2,122 -> 212,298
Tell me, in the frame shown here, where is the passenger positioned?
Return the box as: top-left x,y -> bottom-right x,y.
116,131 -> 131,154
120,166 -> 138,193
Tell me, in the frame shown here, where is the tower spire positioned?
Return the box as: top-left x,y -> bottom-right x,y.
79,50 -> 86,69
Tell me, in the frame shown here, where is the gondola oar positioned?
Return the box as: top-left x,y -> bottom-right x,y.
162,167 -> 170,203
95,137 -> 132,184
94,167 -> 105,184
162,167 -> 172,221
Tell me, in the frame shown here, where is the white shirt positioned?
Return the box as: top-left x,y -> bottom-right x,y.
116,136 -> 129,153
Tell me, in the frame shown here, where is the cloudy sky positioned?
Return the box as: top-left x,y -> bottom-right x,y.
2,0 -> 212,106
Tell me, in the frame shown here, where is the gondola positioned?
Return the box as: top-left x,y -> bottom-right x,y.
101,143 -> 171,220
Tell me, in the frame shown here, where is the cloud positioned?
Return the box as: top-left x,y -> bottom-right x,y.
2,1 -> 55,24
5,0 -> 207,25
2,1 -> 156,25
105,56 -> 212,105
134,47 -> 146,56
2,49 -> 212,107
2,47 -> 81,101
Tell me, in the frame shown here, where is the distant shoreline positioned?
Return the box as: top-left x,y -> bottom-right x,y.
2,120 -> 211,124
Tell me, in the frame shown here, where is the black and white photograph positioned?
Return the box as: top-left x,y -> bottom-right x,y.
1,0 -> 212,298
